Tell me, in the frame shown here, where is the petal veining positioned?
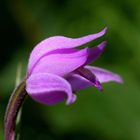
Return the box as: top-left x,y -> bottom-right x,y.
85,66 -> 123,83
31,48 -> 88,77
28,28 -> 107,74
26,73 -> 76,105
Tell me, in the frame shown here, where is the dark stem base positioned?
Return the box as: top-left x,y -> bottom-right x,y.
4,81 -> 27,140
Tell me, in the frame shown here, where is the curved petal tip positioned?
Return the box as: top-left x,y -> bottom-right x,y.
26,73 -> 74,105
103,27 -> 108,33
98,41 -> 107,50
114,74 -> 124,84
86,66 -> 124,84
66,94 -> 77,105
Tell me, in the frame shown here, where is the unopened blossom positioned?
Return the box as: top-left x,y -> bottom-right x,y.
26,28 -> 123,105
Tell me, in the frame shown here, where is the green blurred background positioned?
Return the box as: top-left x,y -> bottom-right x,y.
0,0 -> 140,139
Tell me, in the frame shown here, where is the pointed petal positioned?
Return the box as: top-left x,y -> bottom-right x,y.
85,66 -> 123,83
31,48 -> 88,77
85,41 -> 107,65
26,73 -> 76,105
28,28 -> 107,74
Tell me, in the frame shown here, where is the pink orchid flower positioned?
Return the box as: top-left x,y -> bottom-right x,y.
26,28 -> 123,105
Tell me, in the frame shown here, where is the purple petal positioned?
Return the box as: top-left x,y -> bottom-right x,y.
85,41 -> 107,65
31,48 -> 88,77
26,73 -> 76,105
66,73 -> 93,92
28,27 -> 107,75
76,67 -> 103,90
66,67 -> 103,92
85,66 -> 123,83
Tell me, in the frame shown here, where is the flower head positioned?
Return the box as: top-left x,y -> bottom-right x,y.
26,28 -> 123,105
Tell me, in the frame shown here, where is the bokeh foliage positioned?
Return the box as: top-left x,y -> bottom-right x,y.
0,0 -> 140,140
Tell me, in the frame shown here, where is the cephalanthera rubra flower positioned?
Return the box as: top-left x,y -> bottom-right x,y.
26,28 -> 123,105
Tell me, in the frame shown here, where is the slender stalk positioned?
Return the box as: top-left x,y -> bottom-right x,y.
4,80 -> 27,140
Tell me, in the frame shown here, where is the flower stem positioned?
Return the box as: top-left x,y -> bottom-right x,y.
4,80 -> 27,140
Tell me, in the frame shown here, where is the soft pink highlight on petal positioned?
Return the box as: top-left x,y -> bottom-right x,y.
31,48 -> 88,77
26,73 -> 75,105
85,66 -> 123,83
28,27 -> 107,75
